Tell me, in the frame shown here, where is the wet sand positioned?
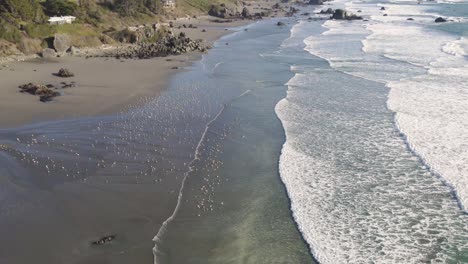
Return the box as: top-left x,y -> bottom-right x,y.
0,2 -> 291,264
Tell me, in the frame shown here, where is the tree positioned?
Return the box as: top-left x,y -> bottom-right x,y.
42,0 -> 78,16
0,0 -> 45,22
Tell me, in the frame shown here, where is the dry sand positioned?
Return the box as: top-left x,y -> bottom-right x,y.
0,19 -> 245,129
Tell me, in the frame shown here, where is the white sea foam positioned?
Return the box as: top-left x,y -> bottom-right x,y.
305,0 -> 468,210
278,1 -> 468,263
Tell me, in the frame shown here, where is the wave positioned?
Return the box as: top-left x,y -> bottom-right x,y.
276,1 -> 468,263
304,0 -> 468,211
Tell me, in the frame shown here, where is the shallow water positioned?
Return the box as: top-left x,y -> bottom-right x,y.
153,18 -> 314,264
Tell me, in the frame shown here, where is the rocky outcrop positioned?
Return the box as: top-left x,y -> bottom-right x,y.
18,38 -> 42,55
331,9 -> 363,20
107,24 -> 161,44
53,34 -> 72,53
241,7 -> 250,18
320,8 -> 334,14
435,17 -> 447,23
0,40 -> 20,57
67,46 -> 80,55
19,83 -> 60,102
208,4 -> 234,18
57,68 -> 74,78
41,48 -> 57,58
108,33 -> 209,59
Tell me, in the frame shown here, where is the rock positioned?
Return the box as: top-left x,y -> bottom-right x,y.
107,33 -> 209,59
332,9 -> 362,20
407,17 -> 414,20
41,48 -> 57,59
18,37 -> 42,55
380,7 -> 386,10
332,9 -> 347,19
383,14 -> 388,16
277,21 -> 286,26
320,8 -> 334,14
308,0 -> 323,5
0,39 -> 20,57
435,17 -> 447,23
18,83 -> 60,102
57,68 -> 75,78
53,34 -> 71,53
242,7 -> 250,18
67,46 -> 80,55
91,235 -> 116,246
208,5 -> 227,18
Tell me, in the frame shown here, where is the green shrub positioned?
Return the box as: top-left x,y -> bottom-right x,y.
0,0 -> 45,22
42,0 -> 78,16
24,23 -> 56,39
0,20 -> 22,42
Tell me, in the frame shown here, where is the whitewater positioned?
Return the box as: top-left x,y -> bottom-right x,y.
276,0 -> 468,262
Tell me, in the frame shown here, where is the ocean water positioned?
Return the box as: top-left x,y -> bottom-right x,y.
276,0 -> 468,263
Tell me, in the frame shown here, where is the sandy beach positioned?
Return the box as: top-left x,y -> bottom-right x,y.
0,17 -> 252,129
0,2 -> 293,264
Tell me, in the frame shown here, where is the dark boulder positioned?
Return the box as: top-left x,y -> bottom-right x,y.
332,9 -> 347,19
380,6 -> 386,10
277,21 -> 286,26
242,7 -> 250,18
435,17 -> 447,23
19,83 -> 60,102
320,8 -> 334,14
332,9 -> 363,20
208,4 -> 233,18
57,68 -> 75,78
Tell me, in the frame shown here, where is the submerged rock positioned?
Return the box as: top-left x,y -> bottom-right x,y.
91,235 -> 116,246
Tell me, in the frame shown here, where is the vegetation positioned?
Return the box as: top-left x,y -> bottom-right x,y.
113,0 -> 162,16
0,0 -> 45,22
42,0 -> 79,17
0,0 -> 247,56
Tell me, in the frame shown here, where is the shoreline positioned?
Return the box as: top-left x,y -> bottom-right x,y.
0,17 -> 254,129
0,3 -> 298,264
